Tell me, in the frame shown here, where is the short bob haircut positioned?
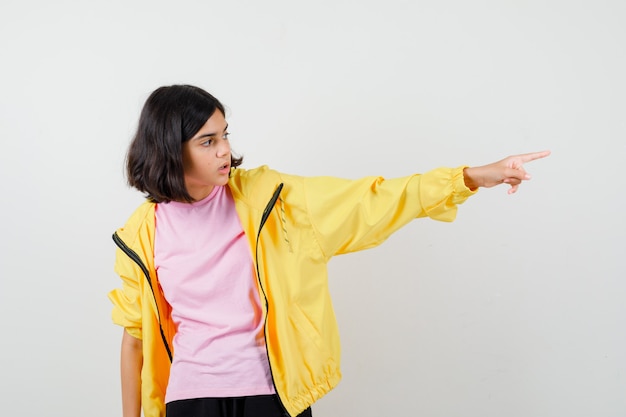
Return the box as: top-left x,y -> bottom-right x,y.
126,85 -> 243,203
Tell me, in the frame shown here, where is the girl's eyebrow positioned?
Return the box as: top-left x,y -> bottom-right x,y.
194,124 -> 229,141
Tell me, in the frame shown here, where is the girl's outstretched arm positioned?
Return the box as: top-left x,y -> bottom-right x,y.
463,150 -> 551,194
120,329 -> 142,417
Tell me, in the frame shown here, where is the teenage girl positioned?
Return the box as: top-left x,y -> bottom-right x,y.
109,84 -> 550,417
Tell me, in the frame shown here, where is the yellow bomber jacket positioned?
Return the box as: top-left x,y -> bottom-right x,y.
108,165 -> 476,417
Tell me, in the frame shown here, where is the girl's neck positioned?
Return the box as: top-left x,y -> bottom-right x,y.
188,185 -> 215,202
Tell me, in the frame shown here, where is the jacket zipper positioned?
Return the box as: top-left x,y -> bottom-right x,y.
255,183 -> 291,414
112,232 -> 173,362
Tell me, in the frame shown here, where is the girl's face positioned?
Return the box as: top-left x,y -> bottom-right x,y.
181,110 -> 231,201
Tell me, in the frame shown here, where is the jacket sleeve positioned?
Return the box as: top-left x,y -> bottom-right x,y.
108,246 -> 143,339
302,166 -> 476,258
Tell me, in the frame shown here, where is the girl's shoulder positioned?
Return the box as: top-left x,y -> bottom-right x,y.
116,200 -> 156,243
229,165 -> 282,192
229,165 -> 300,210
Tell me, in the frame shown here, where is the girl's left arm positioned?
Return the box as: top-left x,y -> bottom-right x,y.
300,150 -> 550,258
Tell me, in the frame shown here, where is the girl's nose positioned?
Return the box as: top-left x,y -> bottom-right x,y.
217,139 -> 230,157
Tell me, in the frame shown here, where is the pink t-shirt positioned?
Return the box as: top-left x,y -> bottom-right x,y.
154,186 -> 275,403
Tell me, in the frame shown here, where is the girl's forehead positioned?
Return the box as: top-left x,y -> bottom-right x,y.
190,111 -> 228,141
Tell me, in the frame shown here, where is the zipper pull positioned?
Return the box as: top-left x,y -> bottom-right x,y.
259,183 -> 284,231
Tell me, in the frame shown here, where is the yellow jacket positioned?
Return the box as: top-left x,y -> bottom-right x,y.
109,165 -> 475,417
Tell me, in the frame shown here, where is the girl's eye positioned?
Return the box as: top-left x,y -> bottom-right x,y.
223,132 -> 230,140
201,139 -> 213,147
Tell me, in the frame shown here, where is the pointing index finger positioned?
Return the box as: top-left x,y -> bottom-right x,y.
519,150 -> 551,163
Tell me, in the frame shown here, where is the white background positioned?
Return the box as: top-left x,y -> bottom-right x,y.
1,0 -> 625,416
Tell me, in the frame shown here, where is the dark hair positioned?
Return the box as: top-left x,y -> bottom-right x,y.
126,84 -> 243,203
